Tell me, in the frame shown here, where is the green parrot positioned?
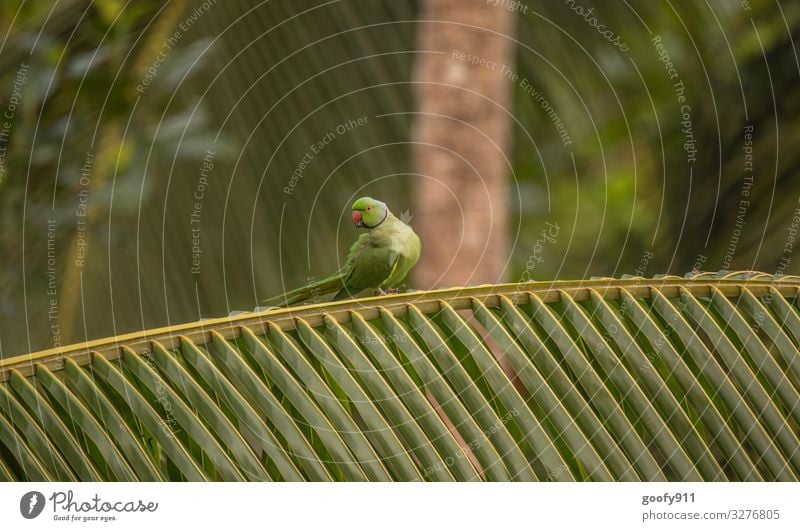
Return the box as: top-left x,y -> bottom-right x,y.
265,197 -> 421,307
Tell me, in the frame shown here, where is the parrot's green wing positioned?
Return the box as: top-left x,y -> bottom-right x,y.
382,250 -> 415,288
333,238 -> 398,300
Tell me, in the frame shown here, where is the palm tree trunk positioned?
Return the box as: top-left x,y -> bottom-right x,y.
412,1 -> 515,289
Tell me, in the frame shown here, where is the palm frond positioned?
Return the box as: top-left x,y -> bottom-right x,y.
1,272 -> 799,481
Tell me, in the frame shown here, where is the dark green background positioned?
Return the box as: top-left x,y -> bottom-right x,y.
0,0 -> 797,356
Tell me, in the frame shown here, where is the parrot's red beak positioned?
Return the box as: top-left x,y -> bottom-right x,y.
352,210 -> 363,227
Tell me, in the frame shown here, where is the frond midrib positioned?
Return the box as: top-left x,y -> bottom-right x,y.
1,274 -> 797,383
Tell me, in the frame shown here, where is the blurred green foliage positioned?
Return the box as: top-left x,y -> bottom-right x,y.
0,0 -> 798,356
516,1 -> 800,282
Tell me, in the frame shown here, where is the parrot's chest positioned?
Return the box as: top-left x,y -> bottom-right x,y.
347,218 -> 420,290
368,224 -> 414,256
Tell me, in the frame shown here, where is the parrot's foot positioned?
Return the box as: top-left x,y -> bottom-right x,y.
375,285 -> 412,296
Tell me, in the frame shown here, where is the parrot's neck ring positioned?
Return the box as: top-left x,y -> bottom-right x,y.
363,210 -> 388,229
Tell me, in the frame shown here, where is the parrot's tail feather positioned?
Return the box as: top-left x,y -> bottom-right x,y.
333,287 -> 357,300
263,274 -> 345,307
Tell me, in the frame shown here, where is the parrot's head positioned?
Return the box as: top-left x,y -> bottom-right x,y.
351,197 -> 388,229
